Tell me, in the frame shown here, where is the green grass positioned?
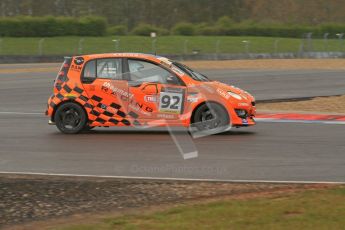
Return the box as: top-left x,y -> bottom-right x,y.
55,186 -> 345,230
0,36 -> 344,56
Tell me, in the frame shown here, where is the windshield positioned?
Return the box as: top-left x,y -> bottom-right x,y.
173,62 -> 210,82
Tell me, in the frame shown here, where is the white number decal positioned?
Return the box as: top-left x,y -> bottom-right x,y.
159,92 -> 183,114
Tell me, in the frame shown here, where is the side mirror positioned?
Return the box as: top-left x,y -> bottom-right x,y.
142,84 -> 158,94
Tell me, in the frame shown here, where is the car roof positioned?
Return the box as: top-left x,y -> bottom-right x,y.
78,53 -> 163,63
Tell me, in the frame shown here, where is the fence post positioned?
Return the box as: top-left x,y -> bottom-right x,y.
183,40 -> 188,55
336,33 -> 344,52
38,38 -> 45,56
112,39 -> 120,52
242,40 -> 250,55
151,38 -> 157,54
298,40 -> 304,58
215,39 -> 221,60
306,32 -> 313,52
78,38 -> 84,54
323,33 -> 329,52
274,39 -> 280,55
150,32 -> 157,54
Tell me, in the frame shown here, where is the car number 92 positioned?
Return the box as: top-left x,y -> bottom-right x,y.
159,91 -> 183,114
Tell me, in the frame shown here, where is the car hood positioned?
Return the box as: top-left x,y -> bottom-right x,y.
206,81 -> 255,102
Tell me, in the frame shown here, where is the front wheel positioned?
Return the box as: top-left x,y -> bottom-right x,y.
192,103 -> 230,132
54,102 -> 87,134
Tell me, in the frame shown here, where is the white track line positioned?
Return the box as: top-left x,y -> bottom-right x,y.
0,111 -> 43,115
256,118 -> 345,125
0,171 -> 344,184
1,112 -> 344,125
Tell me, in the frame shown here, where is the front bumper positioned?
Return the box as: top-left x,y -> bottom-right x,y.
236,117 -> 256,126
231,105 -> 256,126
48,120 -> 55,125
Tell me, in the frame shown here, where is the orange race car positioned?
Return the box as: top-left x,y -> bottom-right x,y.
46,53 -> 256,134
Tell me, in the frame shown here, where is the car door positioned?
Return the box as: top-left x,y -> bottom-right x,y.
125,58 -> 187,124
81,58 -> 131,125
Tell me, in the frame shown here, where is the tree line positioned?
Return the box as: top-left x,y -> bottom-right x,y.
1,0 -> 345,29
2,15 -> 345,38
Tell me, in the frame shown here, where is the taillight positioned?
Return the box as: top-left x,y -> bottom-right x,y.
54,57 -> 72,88
58,71 -> 65,76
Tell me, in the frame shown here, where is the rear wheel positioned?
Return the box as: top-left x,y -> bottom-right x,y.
54,102 -> 87,134
192,103 -> 230,132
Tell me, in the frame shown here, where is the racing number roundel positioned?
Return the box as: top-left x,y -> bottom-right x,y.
159,91 -> 183,114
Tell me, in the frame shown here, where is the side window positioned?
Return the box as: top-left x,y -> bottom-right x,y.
128,59 -> 181,85
97,58 -> 122,79
83,60 -> 96,80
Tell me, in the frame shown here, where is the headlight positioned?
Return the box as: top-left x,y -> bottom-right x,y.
235,109 -> 248,119
227,91 -> 242,100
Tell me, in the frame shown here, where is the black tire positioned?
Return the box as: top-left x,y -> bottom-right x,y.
54,102 -> 87,134
192,102 -> 230,131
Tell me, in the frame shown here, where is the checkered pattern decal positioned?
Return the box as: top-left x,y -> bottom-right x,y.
48,74 -> 141,127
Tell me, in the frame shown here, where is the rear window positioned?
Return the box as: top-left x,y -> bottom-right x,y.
83,60 -> 96,79
82,58 -> 122,83
97,58 -> 122,79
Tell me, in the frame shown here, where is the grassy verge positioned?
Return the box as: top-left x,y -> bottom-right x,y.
0,35 -> 344,56
185,59 -> 345,70
4,59 -> 345,71
257,95 -> 345,114
54,186 -> 345,230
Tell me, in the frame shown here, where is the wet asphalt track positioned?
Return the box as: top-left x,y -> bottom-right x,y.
0,64 -> 345,182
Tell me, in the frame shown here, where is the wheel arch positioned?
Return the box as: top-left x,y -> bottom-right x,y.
190,100 -> 230,124
51,99 -> 88,122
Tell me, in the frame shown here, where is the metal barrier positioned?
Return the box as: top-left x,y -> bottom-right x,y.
1,33 -> 345,62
